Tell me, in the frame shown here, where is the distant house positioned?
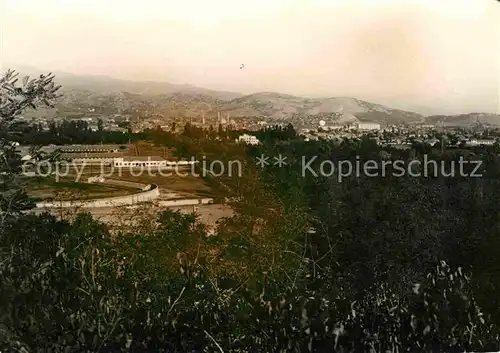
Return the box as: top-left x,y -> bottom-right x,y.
59,144 -> 125,153
68,153 -> 117,165
303,135 -> 319,142
113,156 -> 167,168
425,138 -> 439,147
391,144 -> 412,150
106,126 -> 127,133
356,122 -> 381,131
466,139 -> 496,147
113,156 -> 197,168
236,134 -> 260,145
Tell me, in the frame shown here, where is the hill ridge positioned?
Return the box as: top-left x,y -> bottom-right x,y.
9,66 -> 499,125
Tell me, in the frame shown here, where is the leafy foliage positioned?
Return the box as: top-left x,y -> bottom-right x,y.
0,70 -> 60,124
1,70 -> 500,351
1,70 -> 61,214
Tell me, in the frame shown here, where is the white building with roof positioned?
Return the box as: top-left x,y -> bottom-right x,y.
112,156 -> 197,168
236,134 -> 260,145
466,139 -> 496,147
356,122 -> 381,131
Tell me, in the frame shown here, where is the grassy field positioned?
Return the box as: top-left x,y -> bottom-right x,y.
25,176 -> 139,201
123,142 -> 176,159
52,163 -> 212,198
126,142 -> 213,196
111,169 -> 211,197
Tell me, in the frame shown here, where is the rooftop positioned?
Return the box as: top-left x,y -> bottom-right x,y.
118,156 -> 166,162
16,144 -> 131,156
59,144 -> 130,152
61,153 -> 123,159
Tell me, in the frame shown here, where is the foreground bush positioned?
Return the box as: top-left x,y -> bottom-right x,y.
1,212 -> 498,352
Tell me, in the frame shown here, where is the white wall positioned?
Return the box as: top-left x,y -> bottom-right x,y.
36,185 -> 160,208
35,187 -> 215,210
357,123 -> 381,131
157,198 -> 214,207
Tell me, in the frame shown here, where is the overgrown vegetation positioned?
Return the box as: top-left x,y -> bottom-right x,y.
1,70 -> 500,352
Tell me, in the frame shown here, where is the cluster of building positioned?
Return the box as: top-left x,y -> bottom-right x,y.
300,122 -> 500,148
13,114 -> 130,133
236,134 -> 261,145
17,144 -> 195,167
133,111 -> 243,133
301,122 -> 381,141
133,112 -> 287,133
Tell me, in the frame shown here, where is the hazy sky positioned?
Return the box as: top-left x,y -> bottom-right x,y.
1,0 -> 499,114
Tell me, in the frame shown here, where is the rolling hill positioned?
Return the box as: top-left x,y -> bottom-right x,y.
10,67 -> 427,124
10,66 -> 242,101
50,90 -> 424,124
220,93 -> 423,124
425,113 -> 500,127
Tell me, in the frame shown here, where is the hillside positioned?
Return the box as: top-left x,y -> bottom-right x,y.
53,91 -> 423,124
222,93 -> 423,123
12,68 -> 425,124
425,113 -> 500,127
11,66 -> 242,101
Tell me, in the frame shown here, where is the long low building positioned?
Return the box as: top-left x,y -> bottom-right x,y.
16,145 -> 194,167
35,184 -> 160,208
465,139 -> 497,146
63,153 -> 118,165
63,155 -> 197,167
57,144 -> 128,153
113,156 -> 197,168
17,144 -> 131,156
356,122 -> 381,131
17,144 -> 129,164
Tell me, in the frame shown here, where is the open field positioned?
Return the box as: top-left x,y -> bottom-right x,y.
25,176 -> 139,201
115,142 -> 210,196
109,170 -> 211,197
23,141 -> 214,200
55,164 -> 213,198
124,142 -> 177,159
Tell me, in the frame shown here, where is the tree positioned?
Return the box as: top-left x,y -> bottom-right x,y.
217,124 -> 225,137
97,118 -> 104,132
0,70 -> 60,214
0,70 -> 60,125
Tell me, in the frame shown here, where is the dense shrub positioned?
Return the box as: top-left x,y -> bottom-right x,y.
1,211 -> 498,352
1,70 -> 500,352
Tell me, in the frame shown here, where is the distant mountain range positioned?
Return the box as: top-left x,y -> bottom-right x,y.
13,66 -> 242,100
56,89 -> 425,125
425,113 -> 500,127
9,66 -> 500,126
